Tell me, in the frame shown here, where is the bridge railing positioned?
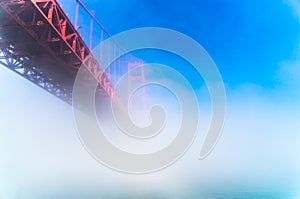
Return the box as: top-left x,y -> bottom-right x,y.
74,0 -> 145,86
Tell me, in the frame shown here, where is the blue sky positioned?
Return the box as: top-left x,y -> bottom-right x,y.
59,0 -> 300,88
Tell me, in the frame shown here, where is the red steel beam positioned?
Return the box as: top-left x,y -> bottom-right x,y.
0,0 -> 116,101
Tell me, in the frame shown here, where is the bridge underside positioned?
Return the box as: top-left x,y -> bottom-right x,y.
0,0 -> 114,104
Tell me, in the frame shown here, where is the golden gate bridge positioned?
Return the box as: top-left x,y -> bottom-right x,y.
0,0 -> 145,107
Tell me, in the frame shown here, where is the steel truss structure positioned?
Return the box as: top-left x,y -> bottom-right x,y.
0,0 -> 114,104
